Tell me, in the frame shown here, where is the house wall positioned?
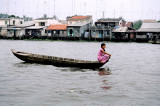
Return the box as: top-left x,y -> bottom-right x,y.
67,17 -> 92,25
67,24 -> 90,37
0,18 -> 24,26
0,28 -> 7,36
16,29 -> 25,37
7,30 -> 14,37
41,29 -> 46,36
35,19 -> 62,27
59,31 -> 67,37
10,18 -> 24,26
68,20 -> 89,25
91,30 -> 100,38
47,30 -> 67,37
73,27 -> 80,37
0,19 -> 9,25
80,24 -> 89,37
7,28 -> 25,37
136,34 -> 148,39
90,27 -> 112,38
35,20 -> 47,26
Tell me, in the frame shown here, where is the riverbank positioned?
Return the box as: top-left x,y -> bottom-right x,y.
0,36 -> 150,43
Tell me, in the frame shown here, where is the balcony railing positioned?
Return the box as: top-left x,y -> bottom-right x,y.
90,26 -> 111,30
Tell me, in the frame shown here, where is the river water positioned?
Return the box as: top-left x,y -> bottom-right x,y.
0,40 -> 160,106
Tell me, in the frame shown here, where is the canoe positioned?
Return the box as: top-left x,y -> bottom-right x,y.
11,49 -> 107,69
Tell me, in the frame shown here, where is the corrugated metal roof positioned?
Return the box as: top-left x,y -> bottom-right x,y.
97,18 -> 122,22
14,21 -> 35,28
137,23 -> 160,32
140,23 -> 160,29
0,25 -> 7,28
46,24 -> 67,30
137,28 -> 160,32
68,22 -> 89,27
0,18 -> 10,20
143,20 -> 157,23
25,26 -> 46,29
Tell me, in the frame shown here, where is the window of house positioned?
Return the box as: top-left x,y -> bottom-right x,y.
13,20 -> 15,25
77,30 -> 79,33
20,21 -> 23,24
40,22 -> 45,26
5,21 -> 8,25
48,30 -> 51,33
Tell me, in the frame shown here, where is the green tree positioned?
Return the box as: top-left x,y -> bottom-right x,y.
10,15 -> 16,18
133,20 -> 142,30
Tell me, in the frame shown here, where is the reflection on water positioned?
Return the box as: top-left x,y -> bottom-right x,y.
0,40 -> 160,105
98,68 -> 111,76
98,68 -> 111,90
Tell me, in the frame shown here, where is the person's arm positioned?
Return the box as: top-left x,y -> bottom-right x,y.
101,50 -> 111,56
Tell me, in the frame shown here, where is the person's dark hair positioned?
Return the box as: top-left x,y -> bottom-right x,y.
101,43 -> 106,51
101,43 -> 106,47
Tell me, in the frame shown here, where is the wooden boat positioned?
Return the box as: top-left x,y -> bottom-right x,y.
11,49 -> 107,69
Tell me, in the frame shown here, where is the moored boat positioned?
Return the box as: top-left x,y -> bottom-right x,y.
11,49 -> 107,69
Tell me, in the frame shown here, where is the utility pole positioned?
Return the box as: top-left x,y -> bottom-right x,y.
54,0 -> 55,16
103,11 -> 104,18
44,0 -> 48,16
84,2 -> 86,15
114,10 -> 116,18
72,0 -> 75,15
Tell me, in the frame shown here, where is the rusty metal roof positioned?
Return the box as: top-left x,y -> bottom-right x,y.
46,24 -> 67,30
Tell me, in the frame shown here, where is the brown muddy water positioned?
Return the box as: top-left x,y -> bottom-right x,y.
0,40 -> 160,106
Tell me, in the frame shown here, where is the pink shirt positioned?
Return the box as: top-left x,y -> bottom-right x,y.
98,48 -> 105,57
97,48 -> 109,62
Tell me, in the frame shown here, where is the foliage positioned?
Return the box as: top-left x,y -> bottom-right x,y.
10,15 -> 16,18
133,20 -> 142,30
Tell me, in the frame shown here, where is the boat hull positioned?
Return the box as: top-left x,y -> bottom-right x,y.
11,49 -> 106,69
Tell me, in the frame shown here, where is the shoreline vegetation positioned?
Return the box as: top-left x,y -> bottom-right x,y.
0,37 -> 151,43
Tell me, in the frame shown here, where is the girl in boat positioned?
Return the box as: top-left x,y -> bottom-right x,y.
98,43 -> 111,63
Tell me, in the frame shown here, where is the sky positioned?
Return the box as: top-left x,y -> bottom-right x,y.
0,0 -> 160,22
